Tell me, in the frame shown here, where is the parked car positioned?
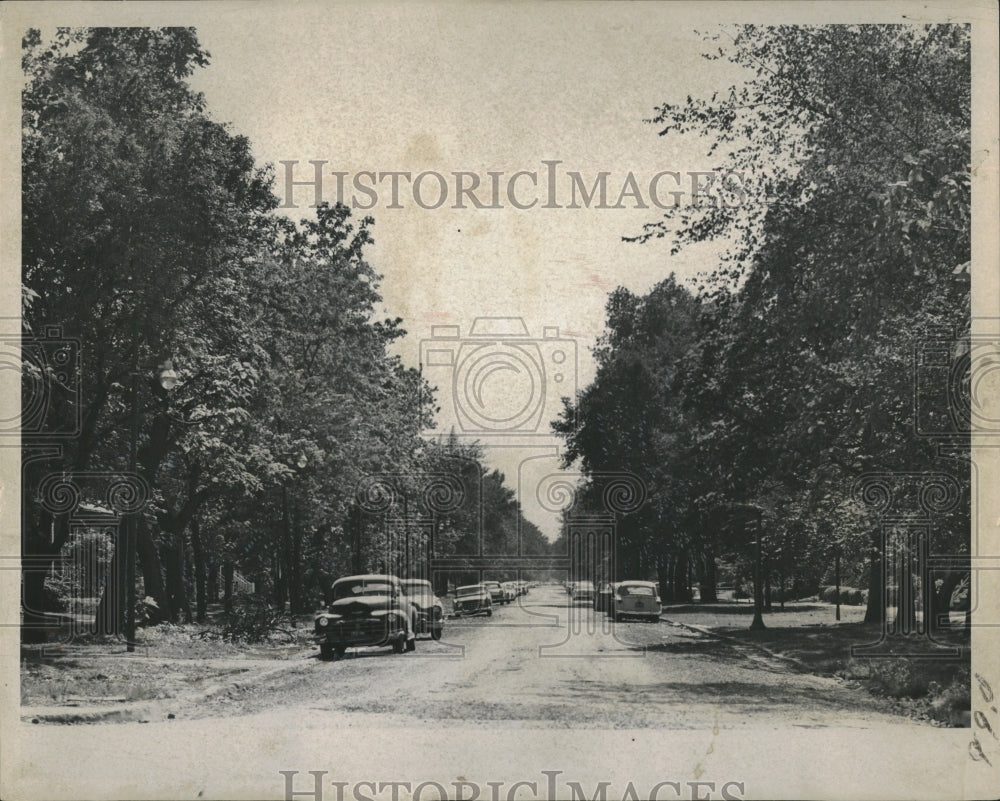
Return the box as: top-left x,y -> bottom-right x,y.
571,580 -> 595,604
484,580 -> 507,605
453,584 -> 493,617
594,581 -> 618,612
400,578 -> 444,640
315,574 -> 416,659
518,581 -> 530,596
610,580 -> 661,622
501,581 -> 518,603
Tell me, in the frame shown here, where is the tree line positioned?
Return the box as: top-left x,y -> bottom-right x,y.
554,25 -> 971,629
20,27 -> 548,634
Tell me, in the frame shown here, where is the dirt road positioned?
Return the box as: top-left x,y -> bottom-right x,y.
166,584 -> 916,729
9,586 -> 972,801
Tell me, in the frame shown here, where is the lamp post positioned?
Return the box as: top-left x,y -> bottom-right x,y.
125,358 -> 180,652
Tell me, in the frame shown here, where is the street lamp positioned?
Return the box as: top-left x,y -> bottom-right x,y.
125,358 -> 181,652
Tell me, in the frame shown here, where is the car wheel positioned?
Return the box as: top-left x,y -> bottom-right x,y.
431,624 -> 443,641
335,645 -> 347,658
486,608 -> 493,617
406,635 -> 416,652
615,613 -> 623,622
319,644 -> 335,661
392,634 -> 405,654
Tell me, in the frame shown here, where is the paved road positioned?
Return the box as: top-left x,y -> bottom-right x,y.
183,584 -> 914,729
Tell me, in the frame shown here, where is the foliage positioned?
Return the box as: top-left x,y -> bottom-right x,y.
557,25 -> 970,618
21,27 -> 550,633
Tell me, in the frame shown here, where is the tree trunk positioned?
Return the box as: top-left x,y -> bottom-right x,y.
930,568 -> 965,634
163,534 -> 191,623
136,517 -> 170,622
207,560 -> 218,605
94,519 -> 128,635
699,552 -> 718,603
863,533 -> 885,624
674,552 -> 691,602
657,556 -> 670,604
190,517 -> 208,622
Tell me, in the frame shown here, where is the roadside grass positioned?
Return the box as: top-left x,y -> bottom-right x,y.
20,610 -> 319,710
662,601 -> 971,727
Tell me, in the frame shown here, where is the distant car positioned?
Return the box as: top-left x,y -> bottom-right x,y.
518,580 -> 530,596
454,584 -> 493,617
315,574 -> 416,659
501,581 -> 518,603
594,581 -> 618,612
610,581 -> 661,622
571,581 -> 595,604
401,578 -> 444,641
483,581 -> 507,605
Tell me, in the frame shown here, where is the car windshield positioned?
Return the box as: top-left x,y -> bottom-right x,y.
402,580 -> 432,594
457,585 -> 483,597
621,585 -> 655,596
485,582 -> 500,589
333,580 -> 394,600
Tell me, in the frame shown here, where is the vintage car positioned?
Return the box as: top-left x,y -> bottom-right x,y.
315,574 -> 416,659
400,578 -> 444,640
501,581 -> 518,603
610,580 -> 661,622
483,580 -> 507,605
570,580 -> 595,604
453,583 -> 493,617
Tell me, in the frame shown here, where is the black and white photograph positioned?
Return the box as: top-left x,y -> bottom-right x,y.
0,2 -> 998,799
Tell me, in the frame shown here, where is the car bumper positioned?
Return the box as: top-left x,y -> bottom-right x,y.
315,619 -> 398,647
454,601 -> 489,615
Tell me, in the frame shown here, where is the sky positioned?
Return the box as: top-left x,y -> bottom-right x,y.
177,4 -> 746,539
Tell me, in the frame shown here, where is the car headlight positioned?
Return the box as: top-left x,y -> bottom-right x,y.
316,617 -> 329,627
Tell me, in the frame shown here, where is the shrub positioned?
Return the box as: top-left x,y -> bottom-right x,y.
211,593 -> 293,644
819,585 -> 867,605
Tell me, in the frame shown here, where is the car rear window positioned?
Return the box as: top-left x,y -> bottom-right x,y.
621,586 -> 655,596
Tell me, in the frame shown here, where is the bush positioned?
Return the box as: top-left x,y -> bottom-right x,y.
210,593 -> 293,644
819,585 -> 867,605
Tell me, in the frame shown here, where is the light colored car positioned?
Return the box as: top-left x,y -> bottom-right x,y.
483,580 -> 507,605
501,581 -> 518,603
571,580 -> 595,604
315,574 -> 416,659
400,578 -> 444,640
453,583 -> 493,617
610,580 -> 661,622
